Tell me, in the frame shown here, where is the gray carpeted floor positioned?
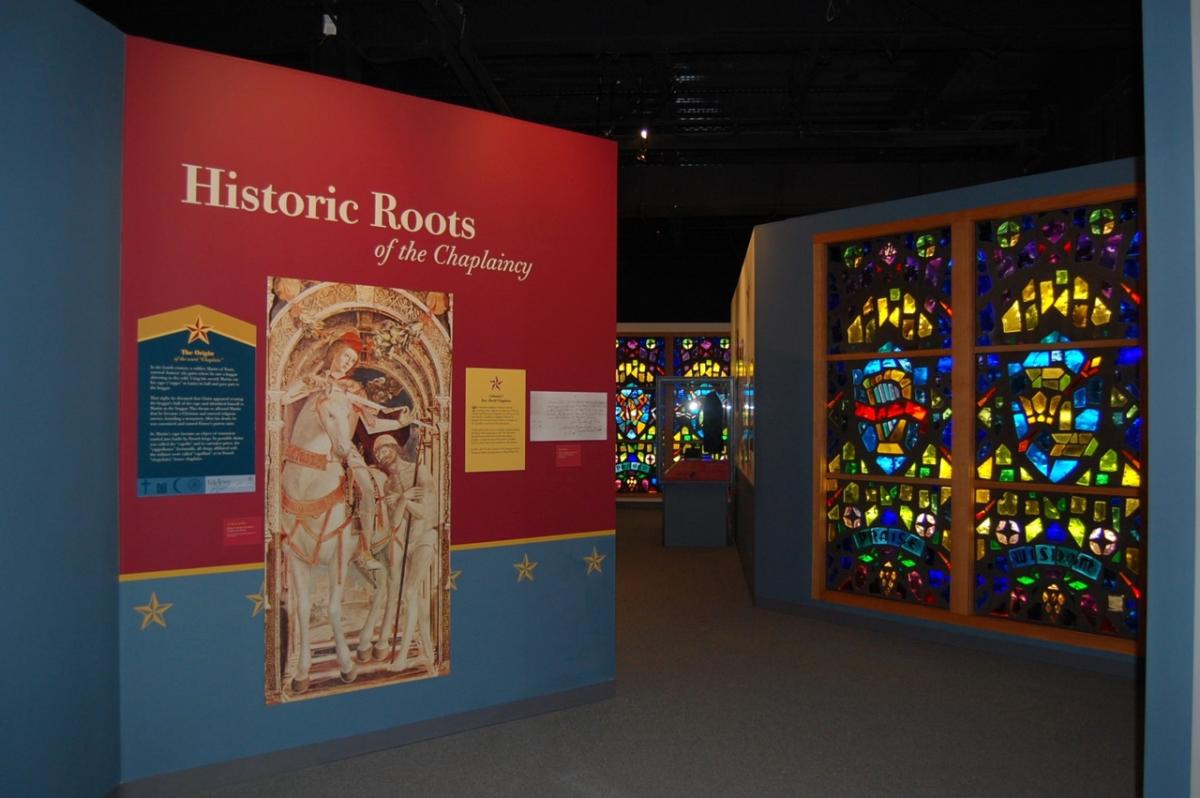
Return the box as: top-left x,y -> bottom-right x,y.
202,505 -> 1141,797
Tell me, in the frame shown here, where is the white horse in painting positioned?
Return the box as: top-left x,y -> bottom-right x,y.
278,387 -> 362,692
355,436 -> 438,674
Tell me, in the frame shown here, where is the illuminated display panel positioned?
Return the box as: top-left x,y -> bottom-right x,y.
827,355 -> 952,480
976,202 -> 1142,346
973,198 -> 1144,639
674,336 -> 732,377
826,479 -> 952,608
615,337 -> 664,493
975,347 -> 1142,488
824,227 -> 953,608
826,228 -> 952,354
817,191 -> 1144,643
974,488 -> 1142,636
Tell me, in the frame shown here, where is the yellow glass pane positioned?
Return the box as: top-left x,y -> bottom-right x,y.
918,313 -> 933,338
1025,517 -> 1044,540
1073,276 -> 1089,300
877,296 -> 889,326
1024,303 -> 1039,331
998,492 -> 1019,516
978,457 -> 993,480
1068,518 -> 1086,547
1126,548 -> 1141,575
903,293 -> 917,314
1039,280 -> 1056,312
1122,464 -> 1141,487
1053,288 -> 1070,317
1099,449 -> 1118,472
1001,302 -> 1022,334
1092,298 -> 1112,326
1042,497 -> 1060,519
995,444 -> 1012,465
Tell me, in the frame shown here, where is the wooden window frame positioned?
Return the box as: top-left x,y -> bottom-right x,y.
811,184 -> 1144,656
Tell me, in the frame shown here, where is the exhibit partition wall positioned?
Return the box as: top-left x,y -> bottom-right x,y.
733,159 -> 1146,665
614,324 -> 731,494
114,38 -> 615,787
2,2 -> 124,796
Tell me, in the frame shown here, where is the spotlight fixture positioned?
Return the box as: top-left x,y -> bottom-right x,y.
639,127 -> 649,140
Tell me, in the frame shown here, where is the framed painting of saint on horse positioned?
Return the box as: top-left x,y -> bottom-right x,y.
264,277 -> 452,703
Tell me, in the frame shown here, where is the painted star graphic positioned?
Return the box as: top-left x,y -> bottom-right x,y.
490,376 -> 503,391
186,315 -> 212,344
514,553 -> 538,582
584,546 -> 607,575
447,569 -> 462,591
133,592 -> 173,630
246,581 -> 267,617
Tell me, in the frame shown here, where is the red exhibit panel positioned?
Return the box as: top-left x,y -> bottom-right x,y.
119,38 -> 615,575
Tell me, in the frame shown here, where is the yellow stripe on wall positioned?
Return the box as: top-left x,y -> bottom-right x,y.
450,529 -> 616,551
119,562 -> 264,582
117,530 -> 616,580
136,304 -> 257,347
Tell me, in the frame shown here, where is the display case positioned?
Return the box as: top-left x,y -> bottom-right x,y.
658,377 -> 733,546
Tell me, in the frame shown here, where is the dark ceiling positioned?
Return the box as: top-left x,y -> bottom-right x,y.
82,0 -> 1144,322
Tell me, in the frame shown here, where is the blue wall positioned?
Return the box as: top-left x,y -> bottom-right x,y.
0,2 -> 124,796
119,536 -> 615,781
1142,0 -> 1197,793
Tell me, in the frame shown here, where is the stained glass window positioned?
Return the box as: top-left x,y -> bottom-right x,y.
827,228 -> 952,354
827,355 -> 953,479
976,202 -> 1142,346
615,337 -> 665,492
976,347 -> 1142,487
973,197 -> 1144,639
825,480 -> 952,608
674,336 -> 732,377
973,488 -> 1141,636
825,226 -> 954,609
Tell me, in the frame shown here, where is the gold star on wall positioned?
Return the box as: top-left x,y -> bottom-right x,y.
584,547 -> 606,575
246,581 -> 266,617
447,569 -> 462,590
186,315 -> 212,344
514,553 -> 538,582
134,592 -> 173,630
